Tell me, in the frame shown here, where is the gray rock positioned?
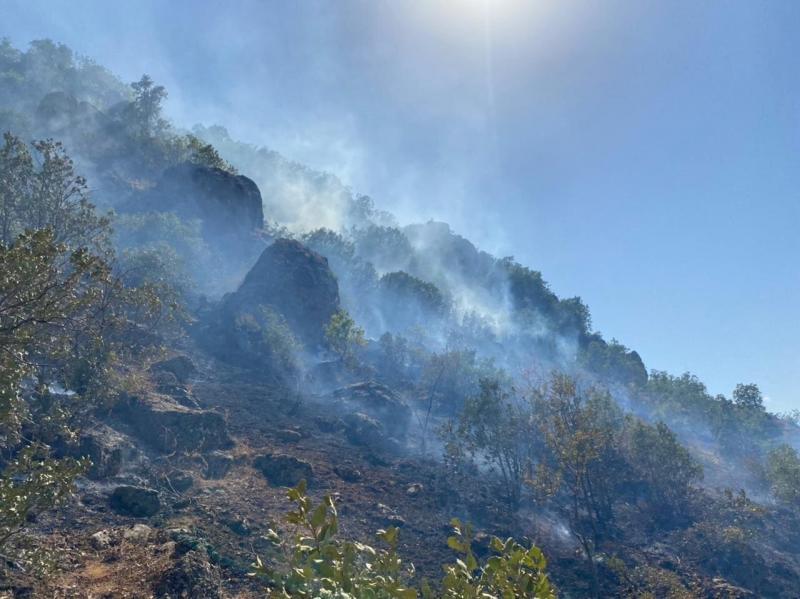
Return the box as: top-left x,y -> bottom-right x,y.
154,550 -> 223,599
119,394 -> 233,454
150,356 -> 198,385
123,523 -> 153,543
204,451 -> 234,480
330,381 -> 411,439
343,412 -> 401,455
90,529 -> 113,550
109,486 -> 161,518
223,239 -> 340,350
253,454 -> 313,487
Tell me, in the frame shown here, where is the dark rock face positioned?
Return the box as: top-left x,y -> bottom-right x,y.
150,356 -> 198,385
342,412 -> 401,455
140,162 -> 264,234
118,395 -> 233,454
154,551 -> 223,599
223,239 -> 340,349
204,450 -> 234,480
331,382 -> 411,439
253,454 -> 313,487
109,486 -> 161,517
75,424 -> 138,480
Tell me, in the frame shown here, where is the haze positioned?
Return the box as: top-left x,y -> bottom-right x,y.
5,0 -> 798,410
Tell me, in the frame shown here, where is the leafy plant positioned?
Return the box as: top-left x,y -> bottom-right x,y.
252,481 -> 556,598
325,309 -> 366,366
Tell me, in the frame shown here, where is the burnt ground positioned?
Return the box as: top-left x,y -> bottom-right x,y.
1,347 -> 793,598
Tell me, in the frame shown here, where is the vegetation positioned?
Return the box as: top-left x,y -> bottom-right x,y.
0,36 -> 798,597
325,309 -> 367,365
252,481 -> 556,598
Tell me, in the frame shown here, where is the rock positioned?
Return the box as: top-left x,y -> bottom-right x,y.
109,486 -> 161,518
166,471 -> 194,493
342,412 -> 401,455
90,529 -> 113,550
118,394 -> 233,454
223,239 -> 340,349
123,523 -> 153,543
377,504 -> 406,528
221,515 -> 251,537
141,162 -> 264,235
154,550 -> 223,599
77,424 -> 138,480
406,483 -> 424,496
314,416 -> 344,433
276,429 -> 303,443
204,451 -> 234,480
253,454 -> 313,487
330,382 -> 411,439
150,356 -> 198,385
333,465 -> 363,482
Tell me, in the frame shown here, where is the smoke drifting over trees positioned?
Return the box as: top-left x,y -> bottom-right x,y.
0,37 -> 799,597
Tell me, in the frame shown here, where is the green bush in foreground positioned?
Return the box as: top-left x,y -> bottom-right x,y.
252,480 -> 556,598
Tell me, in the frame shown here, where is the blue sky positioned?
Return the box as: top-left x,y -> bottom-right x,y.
5,0 -> 799,410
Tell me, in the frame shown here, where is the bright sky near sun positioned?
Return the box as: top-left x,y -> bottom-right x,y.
4,0 -> 799,410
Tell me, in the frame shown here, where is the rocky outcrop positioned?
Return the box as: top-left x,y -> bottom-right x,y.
220,239 -> 340,350
330,381 -> 411,439
342,412 -> 401,455
133,162 -> 264,234
150,355 -> 197,385
109,486 -> 161,518
117,394 -> 233,454
253,453 -> 313,487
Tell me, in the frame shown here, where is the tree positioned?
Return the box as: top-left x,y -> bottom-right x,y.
129,74 -> 168,138
623,419 -> 703,526
765,444 -> 800,505
324,309 -> 366,365
0,134 -> 109,250
446,379 -> 536,508
527,374 -> 624,597
733,383 -> 765,411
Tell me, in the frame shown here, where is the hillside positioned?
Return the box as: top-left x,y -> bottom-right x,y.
1,38 -> 799,598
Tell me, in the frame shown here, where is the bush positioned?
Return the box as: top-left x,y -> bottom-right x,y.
252,480 -> 556,598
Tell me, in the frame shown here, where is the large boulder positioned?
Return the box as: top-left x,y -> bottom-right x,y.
145,162 -> 263,233
342,412 -> 402,455
109,486 -> 161,518
253,454 -> 313,487
222,239 -> 340,350
330,382 -> 411,439
117,395 -> 233,454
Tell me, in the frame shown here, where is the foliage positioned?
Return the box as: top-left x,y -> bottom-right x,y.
622,419 -> 703,526
0,133 -> 110,250
232,305 -> 301,378
0,139 -> 173,567
579,336 -> 647,388
445,379 -> 536,508
252,481 -> 556,598
528,374 -> 625,571
127,74 -> 168,139
765,444 -> 800,505
325,309 -> 366,365
419,349 -> 501,416
182,133 -> 237,173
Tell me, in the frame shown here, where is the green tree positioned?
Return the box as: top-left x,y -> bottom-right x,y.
324,309 -> 366,365
129,74 -> 168,138
623,419 -> 703,526
528,374 -> 624,597
765,444 -> 800,505
446,379 -> 536,508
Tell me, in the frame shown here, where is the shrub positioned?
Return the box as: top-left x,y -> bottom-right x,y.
252,481 -> 556,598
